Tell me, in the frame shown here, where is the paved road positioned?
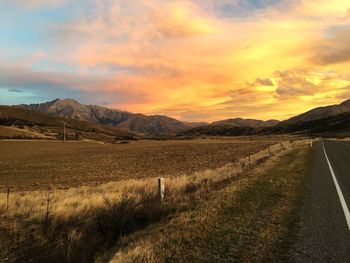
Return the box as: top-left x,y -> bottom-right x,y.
289,140 -> 350,262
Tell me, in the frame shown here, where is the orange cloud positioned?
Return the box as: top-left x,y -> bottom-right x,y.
155,2 -> 216,38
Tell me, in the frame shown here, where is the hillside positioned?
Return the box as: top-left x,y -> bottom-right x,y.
178,123 -> 261,137
0,106 -> 137,141
283,99 -> 350,124
212,118 -> 279,127
181,98 -> 350,137
180,117 -> 278,137
19,99 -> 204,135
270,111 -> 350,136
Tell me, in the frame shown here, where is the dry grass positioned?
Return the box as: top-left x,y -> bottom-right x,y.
0,126 -> 53,140
108,141 -> 312,263
0,138 -> 310,262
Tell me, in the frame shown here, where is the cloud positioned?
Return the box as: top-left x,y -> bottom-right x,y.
155,2 -> 216,38
253,78 -> 274,86
43,0 -> 350,119
8,89 -> 23,93
273,70 -> 321,98
312,26 -> 350,65
0,63 -> 147,107
319,48 -> 350,64
345,8 -> 350,19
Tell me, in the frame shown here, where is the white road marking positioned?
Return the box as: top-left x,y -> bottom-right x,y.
322,140 -> 350,231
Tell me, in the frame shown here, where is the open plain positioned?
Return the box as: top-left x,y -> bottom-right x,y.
0,137 -> 296,262
0,138 -> 279,190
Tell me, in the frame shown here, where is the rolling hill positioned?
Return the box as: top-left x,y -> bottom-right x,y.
0,106 -> 137,141
282,99 -> 350,124
19,99 -> 205,135
177,123 -> 261,137
181,99 -> 350,137
212,118 -> 279,127
270,111 -> 350,136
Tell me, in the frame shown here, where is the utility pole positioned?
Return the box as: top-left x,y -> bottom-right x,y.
63,122 -> 66,142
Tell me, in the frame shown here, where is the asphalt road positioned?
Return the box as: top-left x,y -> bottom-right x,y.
289,140 -> 350,262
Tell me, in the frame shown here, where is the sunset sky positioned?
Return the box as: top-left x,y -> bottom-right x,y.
0,0 -> 350,122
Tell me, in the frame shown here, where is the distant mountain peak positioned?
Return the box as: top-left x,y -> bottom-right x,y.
17,99 -> 204,135
51,98 -> 61,103
59,98 -> 79,103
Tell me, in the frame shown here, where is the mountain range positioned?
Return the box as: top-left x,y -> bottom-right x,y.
17,99 -> 284,135
1,98 -> 350,138
18,99 -> 205,135
180,99 -> 350,137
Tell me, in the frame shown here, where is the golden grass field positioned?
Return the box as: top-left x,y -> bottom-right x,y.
0,137 -> 310,262
109,145 -> 311,263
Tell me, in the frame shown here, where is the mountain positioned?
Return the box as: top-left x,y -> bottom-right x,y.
0,105 -> 137,141
283,99 -> 350,124
19,99 -> 205,135
212,118 -> 279,127
269,111 -> 350,136
181,98 -> 350,137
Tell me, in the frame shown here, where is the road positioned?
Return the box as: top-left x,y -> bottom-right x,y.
289,139 -> 350,262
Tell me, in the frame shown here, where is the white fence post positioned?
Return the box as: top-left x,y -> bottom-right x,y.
158,178 -> 165,203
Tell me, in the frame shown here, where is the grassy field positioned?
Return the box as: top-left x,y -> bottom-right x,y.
0,138 -> 278,190
0,137 -> 308,262
108,145 -> 311,262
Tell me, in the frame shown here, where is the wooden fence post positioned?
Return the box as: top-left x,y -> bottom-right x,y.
45,188 -> 52,224
6,186 -> 10,211
63,122 -> 66,142
158,178 -> 165,203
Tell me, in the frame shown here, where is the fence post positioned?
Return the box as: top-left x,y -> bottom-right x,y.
158,178 -> 165,203
45,188 -> 52,224
6,186 -> 10,211
268,146 -> 271,156
310,140 -> 313,147
63,122 -> 66,142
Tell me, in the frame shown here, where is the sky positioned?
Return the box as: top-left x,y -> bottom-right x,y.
0,0 -> 350,122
